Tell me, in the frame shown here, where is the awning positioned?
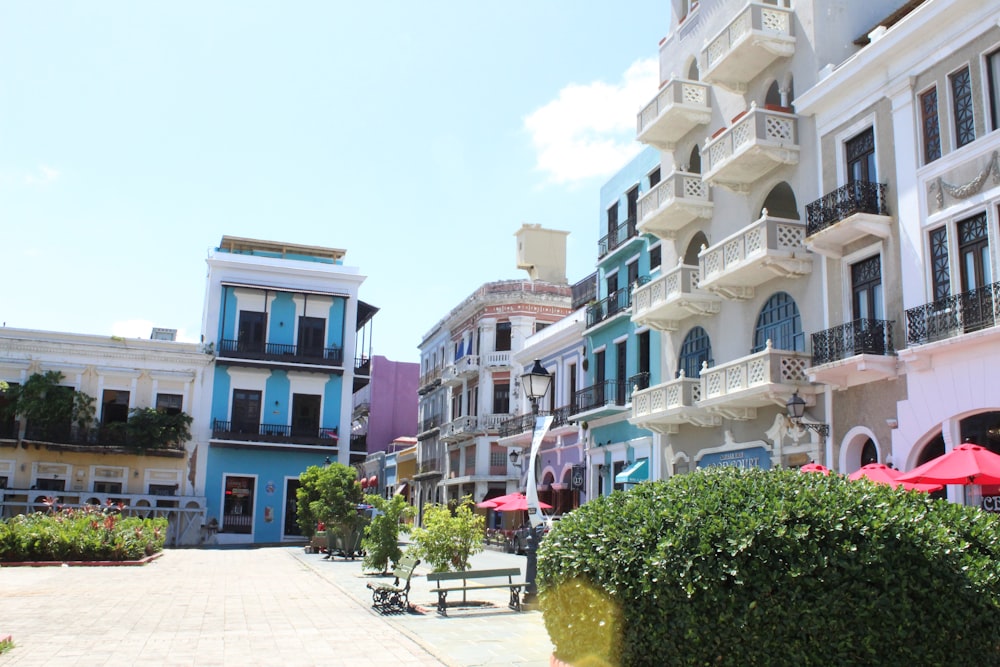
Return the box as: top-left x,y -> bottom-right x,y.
367,475 -> 378,487
615,458 -> 649,485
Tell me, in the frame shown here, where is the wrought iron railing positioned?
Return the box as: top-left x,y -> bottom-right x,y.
598,217 -> 638,258
811,319 -> 895,366
571,272 -> 598,310
805,181 -> 889,237
628,372 -> 651,392
498,404 -> 579,438
586,288 -> 632,328
419,416 -> 441,434
218,339 -> 344,365
574,380 -> 631,413
211,419 -> 339,446
905,282 -> 1000,346
355,356 -> 371,375
21,421 -> 186,450
350,434 -> 367,453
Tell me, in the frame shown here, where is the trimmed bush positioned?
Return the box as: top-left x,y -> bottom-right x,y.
408,497 -> 484,572
0,505 -> 168,562
538,467 -> 1000,666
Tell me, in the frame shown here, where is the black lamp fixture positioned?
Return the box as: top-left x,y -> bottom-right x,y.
785,391 -> 829,437
508,449 -> 522,467
518,359 -> 552,606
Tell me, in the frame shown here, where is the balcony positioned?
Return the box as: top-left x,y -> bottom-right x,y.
905,282 -> 1000,347
417,415 -> 442,440
217,339 -> 343,367
698,213 -> 811,300
442,355 -> 480,386
22,421 -> 186,455
571,380 -> 632,421
636,78 -> 712,150
703,105 -> 799,192
572,272 -> 598,310
211,420 -> 339,448
632,264 -> 721,331
805,182 -> 892,258
630,373 -> 720,432
498,405 -> 580,445
598,218 -> 639,261
808,319 -> 897,389
482,351 -> 512,368
350,434 -> 368,455
586,288 -> 632,329
440,415 -> 478,443
637,171 -> 713,240
698,341 -> 813,420
702,0 -> 795,93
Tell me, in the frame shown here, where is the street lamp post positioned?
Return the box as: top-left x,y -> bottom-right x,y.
785,391 -> 830,437
520,359 -> 552,605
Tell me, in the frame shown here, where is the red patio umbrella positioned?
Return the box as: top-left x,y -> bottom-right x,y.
492,495 -> 553,512
848,463 -> 943,492
799,463 -> 831,475
896,442 -> 1000,486
476,491 -> 525,509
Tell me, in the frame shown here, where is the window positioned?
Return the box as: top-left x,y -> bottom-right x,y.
626,186 -> 639,226
950,66 -> 975,148
846,127 -> 876,184
291,394 -> 321,437
467,386 -> 478,417
753,292 -> 803,352
851,255 -> 883,321
232,389 -> 262,434
149,484 -> 177,496
606,272 -> 619,296
649,244 -> 662,271
921,87 -> 942,163
612,461 -> 626,493
958,212 -> 991,291
0,475 -> 7,489
615,341 -> 627,404
451,389 -> 462,419
988,48 -> 1000,131
648,167 -> 661,188
101,390 -> 130,424
492,382 -> 509,414
297,316 -> 325,356
627,260 -> 639,290
679,326 -> 712,378
94,481 -> 122,494
535,322 -> 550,334
606,201 -> 619,239
156,393 -> 183,416
495,322 -> 512,351
638,331 -> 651,376
237,311 -> 267,352
0,382 -> 19,439
929,226 -> 951,301
594,349 -> 606,404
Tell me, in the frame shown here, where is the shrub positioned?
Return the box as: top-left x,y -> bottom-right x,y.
0,505 -> 168,562
408,497 -> 484,572
538,467 -> 1000,667
361,494 -> 414,573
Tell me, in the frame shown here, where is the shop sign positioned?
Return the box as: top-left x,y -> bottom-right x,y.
570,464 -> 585,491
982,496 -> 1000,512
697,446 -> 772,471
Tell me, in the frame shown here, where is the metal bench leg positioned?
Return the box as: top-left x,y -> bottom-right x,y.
437,591 -> 448,616
509,587 -> 521,612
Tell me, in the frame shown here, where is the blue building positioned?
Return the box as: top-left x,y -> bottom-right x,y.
200,236 -> 375,545
572,148 -> 664,498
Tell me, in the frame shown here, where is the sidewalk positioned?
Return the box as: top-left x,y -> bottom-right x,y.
291,544 -> 554,667
0,545 -> 555,667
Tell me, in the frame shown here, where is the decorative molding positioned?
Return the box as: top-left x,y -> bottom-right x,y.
928,151 -> 1000,210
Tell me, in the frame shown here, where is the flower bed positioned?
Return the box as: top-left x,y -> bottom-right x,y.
0,503 -> 167,563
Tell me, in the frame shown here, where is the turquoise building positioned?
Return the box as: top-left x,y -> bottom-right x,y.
200,236 -> 375,545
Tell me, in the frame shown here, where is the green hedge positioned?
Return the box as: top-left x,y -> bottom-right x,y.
0,506 -> 167,562
537,467 -> 1000,666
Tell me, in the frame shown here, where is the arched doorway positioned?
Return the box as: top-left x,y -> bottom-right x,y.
678,326 -> 712,378
753,292 -> 804,352
685,231 -> 708,265
760,182 -> 799,220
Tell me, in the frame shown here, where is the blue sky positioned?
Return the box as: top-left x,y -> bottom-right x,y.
1,2 -> 667,363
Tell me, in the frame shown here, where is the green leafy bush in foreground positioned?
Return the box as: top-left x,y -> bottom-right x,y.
538,467 -> 1000,667
0,505 -> 167,562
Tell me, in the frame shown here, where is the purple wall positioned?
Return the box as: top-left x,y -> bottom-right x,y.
367,355 -> 419,453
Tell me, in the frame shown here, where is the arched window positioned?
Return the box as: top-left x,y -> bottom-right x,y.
685,231 -> 708,266
753,292 -> 803,352
760,182 -> 799,220
688,145 -> 702,174
765,81 -> 782,107
678,326 -> 712,378
860,439 -> 878,466
687,58 -> 700,82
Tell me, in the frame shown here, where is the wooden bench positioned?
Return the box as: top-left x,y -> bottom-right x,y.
426,567 -> 524,616
366,555 -> 420,613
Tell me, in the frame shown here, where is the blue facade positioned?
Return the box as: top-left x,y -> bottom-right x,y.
203,238 -> 365,545
582,147 -> 663,496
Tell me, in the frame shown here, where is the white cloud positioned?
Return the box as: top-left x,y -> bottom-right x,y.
24,164 -> 60,186
524,58 -> 658,186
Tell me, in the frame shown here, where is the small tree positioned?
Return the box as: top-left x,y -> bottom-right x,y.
295,463 -> 364,539
1,371 -> 94,434
408,496 -> 484,572
361,494 -> 414,573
